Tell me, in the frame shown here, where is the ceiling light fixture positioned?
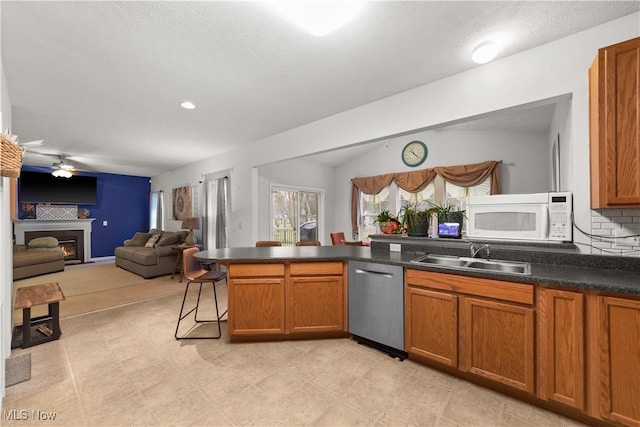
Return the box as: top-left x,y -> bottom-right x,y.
472,42 -> 500,64
180,101 -> 196,110
52,168 -> 72,178
269,1 -> 364,37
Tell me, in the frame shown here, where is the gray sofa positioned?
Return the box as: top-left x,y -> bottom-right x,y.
114,229 -> 188,279
13,244 -> 65,281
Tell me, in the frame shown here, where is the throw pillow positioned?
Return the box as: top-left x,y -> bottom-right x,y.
157,232 -> 181,246
144,233 -> 162,248
126,232 -> 152,247
175,230 -> 188,244
27,237 -> 59,248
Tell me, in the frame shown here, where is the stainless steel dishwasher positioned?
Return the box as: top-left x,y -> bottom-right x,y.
348,261 -> 406,359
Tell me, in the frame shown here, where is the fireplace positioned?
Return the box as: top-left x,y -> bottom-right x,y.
14,219 -> 94,263
25,230 -> 84,264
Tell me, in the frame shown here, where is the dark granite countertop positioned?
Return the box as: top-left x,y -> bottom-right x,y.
195,245 -> 640,296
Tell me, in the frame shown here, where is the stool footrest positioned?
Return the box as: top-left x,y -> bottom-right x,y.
11,318 -> 61,349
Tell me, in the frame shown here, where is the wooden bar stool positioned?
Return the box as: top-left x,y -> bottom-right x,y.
12,282 -> 65,348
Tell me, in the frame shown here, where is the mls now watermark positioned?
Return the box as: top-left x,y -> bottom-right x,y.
3,409 -> 57,421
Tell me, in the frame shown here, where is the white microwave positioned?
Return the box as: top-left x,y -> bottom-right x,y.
466,192 -> 573,242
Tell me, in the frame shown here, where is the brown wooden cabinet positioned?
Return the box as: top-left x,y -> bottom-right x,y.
596,295 -> 640,426
405,269 -> 534,393
227,261 -> 347,339
404,269 -> 640,426
590,37 -> 640,208
460,297 -> 535,393
288,262 -> 345,334
537,288 -> 585,410
405,286 -> 458,367
227,263 -> 286,336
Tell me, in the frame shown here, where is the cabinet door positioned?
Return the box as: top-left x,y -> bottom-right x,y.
405,286 -> 458,367
461,297 -> 535,393
228,277 -> 285,336
539,288 -> 585,410
288,276 -> 344,333
590,37 -> 640,208
597,296 -> 640,426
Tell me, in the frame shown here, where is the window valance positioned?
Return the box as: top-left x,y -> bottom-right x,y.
350,160 -> 501,238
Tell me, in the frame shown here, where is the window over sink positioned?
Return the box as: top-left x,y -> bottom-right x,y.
359,176 -> 491,240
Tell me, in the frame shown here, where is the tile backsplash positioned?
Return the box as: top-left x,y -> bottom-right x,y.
591,209 -> 640,257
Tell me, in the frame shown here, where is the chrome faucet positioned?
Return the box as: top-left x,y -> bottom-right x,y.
470,243 -> 491,259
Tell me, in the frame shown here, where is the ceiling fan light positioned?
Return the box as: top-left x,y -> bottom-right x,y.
472,42 -> 499,64
52,168 -> 72,178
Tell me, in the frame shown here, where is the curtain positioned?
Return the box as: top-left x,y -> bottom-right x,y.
350,173 -> 395,239
202,177 -> 229,250
349,160 -> 501,235
149,190 -> 164,231
434,160 -> 501,195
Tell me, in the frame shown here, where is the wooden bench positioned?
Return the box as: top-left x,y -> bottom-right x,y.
12,282 -> 65,348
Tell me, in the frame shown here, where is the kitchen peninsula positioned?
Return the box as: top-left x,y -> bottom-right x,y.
196,239 -> 640,426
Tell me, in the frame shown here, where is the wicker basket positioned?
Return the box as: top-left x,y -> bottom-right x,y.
0,134 -> 23,178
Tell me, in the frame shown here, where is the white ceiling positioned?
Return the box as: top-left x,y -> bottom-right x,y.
3,1 -> 638,177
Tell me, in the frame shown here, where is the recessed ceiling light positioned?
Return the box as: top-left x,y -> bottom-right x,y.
472,42 -> 500,64
270,1 -> 364,37
180,101 -> 196,110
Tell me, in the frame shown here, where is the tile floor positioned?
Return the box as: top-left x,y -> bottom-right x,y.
2,287 -> 587,427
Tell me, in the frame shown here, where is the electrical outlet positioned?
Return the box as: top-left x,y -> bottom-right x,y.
614,229 -> 640,247
389,243 -> 401,252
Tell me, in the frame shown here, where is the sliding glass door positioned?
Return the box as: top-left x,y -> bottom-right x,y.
271,186 -> 321,246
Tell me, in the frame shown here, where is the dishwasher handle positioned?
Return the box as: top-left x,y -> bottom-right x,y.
354,268 -> 394,279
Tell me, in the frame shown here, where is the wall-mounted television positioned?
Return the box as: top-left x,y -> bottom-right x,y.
19,171 -> 98,205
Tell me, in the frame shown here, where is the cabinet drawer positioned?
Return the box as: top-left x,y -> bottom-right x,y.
229,263 -> 284,278
290,262 -> 343,276
406,269 -> 533,305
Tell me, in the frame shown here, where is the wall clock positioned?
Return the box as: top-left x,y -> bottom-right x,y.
401,140 -> 428,167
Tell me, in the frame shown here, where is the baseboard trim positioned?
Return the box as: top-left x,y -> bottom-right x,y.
90,256 -> 115,263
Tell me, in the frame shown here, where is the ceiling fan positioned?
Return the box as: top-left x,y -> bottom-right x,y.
51,156 -> 76,178
19,139 -> 44,147
2,129 -> 44,148
24,150 -> 95,178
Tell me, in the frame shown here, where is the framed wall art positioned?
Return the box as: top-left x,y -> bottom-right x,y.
172,185 -> 192,220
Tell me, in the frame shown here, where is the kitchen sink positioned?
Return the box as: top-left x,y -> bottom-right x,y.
410,254 -> 468,267
410,254 -> 531,275
465,260 -> 529,274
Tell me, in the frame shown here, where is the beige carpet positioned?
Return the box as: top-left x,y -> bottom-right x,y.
12,260 -> 186,321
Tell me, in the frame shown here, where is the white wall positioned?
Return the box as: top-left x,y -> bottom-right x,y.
152,13 -> 640,250
331,128 -> 550,237
257,158 -> 335,245
548,96 -> 572,193
1,55 -> 13,395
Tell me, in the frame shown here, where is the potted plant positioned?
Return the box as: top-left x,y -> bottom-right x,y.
399,204 -> 436,237
374,210 -> 401,234
429,202 -> 466,238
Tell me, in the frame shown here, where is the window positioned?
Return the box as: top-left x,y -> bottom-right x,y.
358,177 -> 490,239
271,186 -> 322,246
445,176 -> 491,211
353,160 -> 499,240
360,187 -> 391,240
400,182 -> 435,211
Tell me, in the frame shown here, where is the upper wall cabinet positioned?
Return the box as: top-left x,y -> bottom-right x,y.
590,37 -> 640,208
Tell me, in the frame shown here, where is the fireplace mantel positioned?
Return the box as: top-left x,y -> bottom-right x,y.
14,219 -> 95,262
